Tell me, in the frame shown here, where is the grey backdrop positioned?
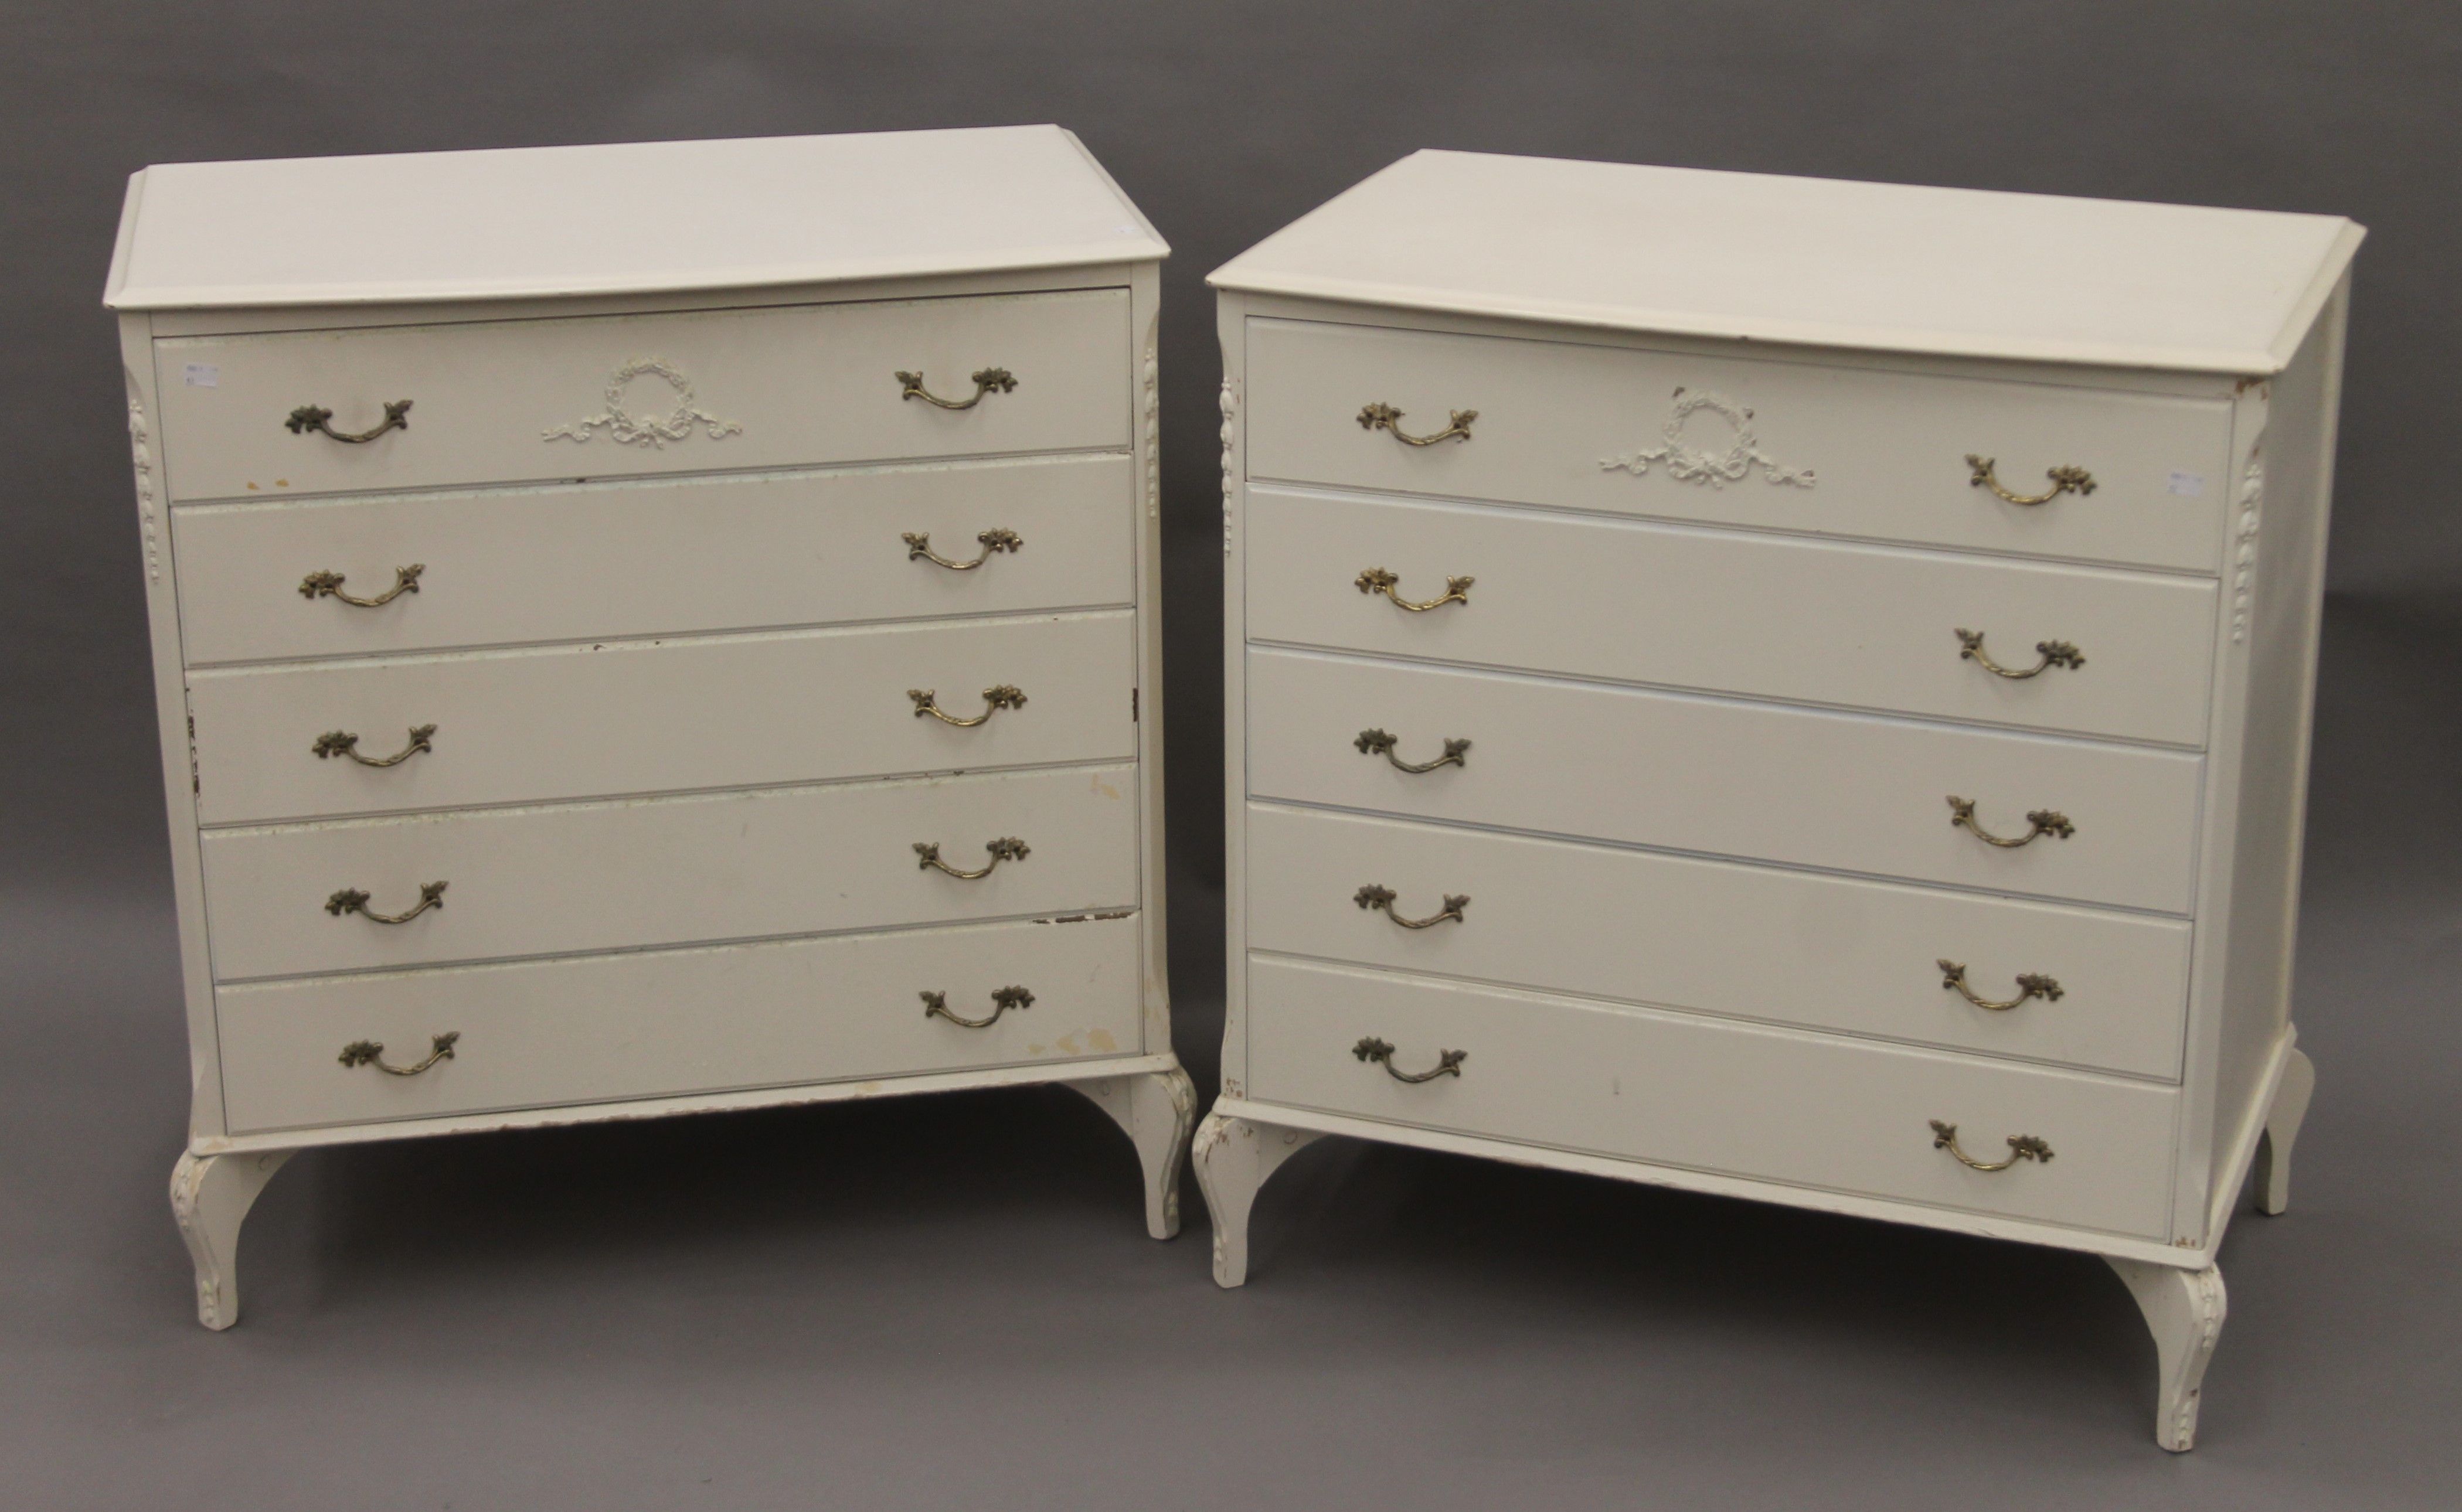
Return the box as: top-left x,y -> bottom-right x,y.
4,3 -> 2457,1507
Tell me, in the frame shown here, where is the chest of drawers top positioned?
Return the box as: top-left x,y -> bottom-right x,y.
108,125 -> 1165,314
1210,149 -> 2356,375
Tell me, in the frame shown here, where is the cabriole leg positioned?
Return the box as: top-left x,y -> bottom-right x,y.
169,1148 -> 295,1330
2106,1256 -> 2228,1452
1191,1112 -> 1323,1288
2253,1045 -> 2317,1216
1061,1065 -> 1198,1239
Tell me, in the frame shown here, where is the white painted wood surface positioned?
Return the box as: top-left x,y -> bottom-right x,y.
1063,1068 -> 1201,1241
217,914 -> 1145,1133
189,611 -> 1135,825
106,127 -> 1168,310
1246,648 -> 2204,914
168,1149 -> 293,1330
200,764 -> 1140,980
155,289 -> 1129,501
1246,803 -> 2191,1079
2107,1258 -> 2228,1452
115,130 -> 1178,1324
1245,956 -> 2178,1239
169,454 -> 1136,665
1210,151 -> 2359,373
1246,486 -> 2219,744
1245,317 -> 2233,573
1210,154 -> 2356,1448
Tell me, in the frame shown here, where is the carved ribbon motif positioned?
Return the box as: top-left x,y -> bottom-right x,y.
1601,387 -> 1813,489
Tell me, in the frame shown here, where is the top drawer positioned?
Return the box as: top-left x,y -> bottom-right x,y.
1244,319 -> 2230,574
154,289 -> 1131,502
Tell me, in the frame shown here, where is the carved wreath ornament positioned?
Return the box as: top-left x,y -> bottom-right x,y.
1601,387 -> 1813,489
544,359 -> 742,448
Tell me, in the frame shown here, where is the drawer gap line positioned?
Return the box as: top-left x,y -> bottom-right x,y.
1242,795 -> 2196,920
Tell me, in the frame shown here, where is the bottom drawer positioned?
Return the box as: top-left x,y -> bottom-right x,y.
1246,956 -> 2178,1240
217,914 -> 1144,1134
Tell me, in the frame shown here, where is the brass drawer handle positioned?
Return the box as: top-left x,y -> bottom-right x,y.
338,1031 -> 460,1076
1957,628 -> 2085,679
1353,1036 -> 1467,1082
1938,959 -> 2065,1011
909,685 -> 1027,726
288,400 -> 413,444
1355,728 -> 1470,772
1965,454 -> 2096,506
1356,567 -> 1473,611
325,881 -> 447,924
897,367 -> 1016,411
921,985 -> 1034,1029
1930,1119 -> 2055,1171
1947,796 -> 2075,848
311,724 -> 436,767
299,564 -> 423,607
915,837 -> 1029,879
1358,401 -> 1476,446
1355,884 -> 1468,929
904,528 -> 1022,570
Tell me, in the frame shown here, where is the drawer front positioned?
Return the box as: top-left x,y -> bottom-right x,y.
190,611 -> 1135,826
1247,649 -> 2203,914
1246,804 -> 2191,1079
216,914 -> 1144,1135
200,764 -> 1139,981
1246,956 -> 2178,1239
157,289 -> 1130,502
172,455 -> 1134,665
1245,318 -> 2230,573
1247,488 -> 2217,746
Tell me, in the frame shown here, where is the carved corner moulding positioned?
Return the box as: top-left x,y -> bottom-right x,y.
1220,376 -> 1238,554
127,392 -> 160,583
544,358 -> 742,448
1142,324 -> 1161,520
2232,442 -> 2264,643
1601,387 -> 1814,489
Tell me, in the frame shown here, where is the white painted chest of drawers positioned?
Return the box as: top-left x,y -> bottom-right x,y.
106,128 -> 1190,1328
1197,151 -> 2359,1450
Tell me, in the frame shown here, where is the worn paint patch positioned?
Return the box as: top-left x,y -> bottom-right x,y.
1091,774 -> 1121,799
1087,1027 -> 1118,1053
1055,1034 -> 1081,1055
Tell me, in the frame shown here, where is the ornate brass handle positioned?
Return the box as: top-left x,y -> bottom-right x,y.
914,837 -> 1029,879
311,724 -> 436,767
920,985 -> 1034,1029
299,564 -> 424,607
1355,884 -> 1468,929
325,881 -> 447,924
1356,567 -> 1473,611
1353,1036 -> 1467,1082
288,400 -> 413,444
1957,628 -> 2085,679
1358,401 -> 1476,446
903,529 -> 1022,570
1355,728 -> 1470,772
897,367 -> 1016,410
1930,1119 -> 2055,1171
908,685 -> 1027,726
1965,454 -> 2096,505
338,1031 -> 460,1076
1947,796 -> 2076,848
1937,959 -> 2065,1011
